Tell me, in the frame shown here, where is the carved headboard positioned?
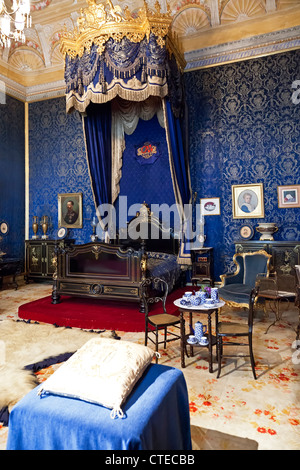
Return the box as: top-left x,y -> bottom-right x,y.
118,203 -> 179,255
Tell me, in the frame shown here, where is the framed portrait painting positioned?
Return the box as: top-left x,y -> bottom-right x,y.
58,193 -> 82,228
232,183 -> 264,219
277,185 -> 300,209
200,197 -> 220,215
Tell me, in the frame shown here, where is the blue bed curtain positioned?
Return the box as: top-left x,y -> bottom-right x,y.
164,98 -> 192,265
83,102 -> 112,230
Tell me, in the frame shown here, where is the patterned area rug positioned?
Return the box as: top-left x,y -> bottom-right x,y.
1,283 -> 300,450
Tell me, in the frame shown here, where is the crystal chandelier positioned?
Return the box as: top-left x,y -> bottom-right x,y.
0,0 -> 31,48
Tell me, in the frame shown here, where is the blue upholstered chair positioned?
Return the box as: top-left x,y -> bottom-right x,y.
219,250 -> 272,308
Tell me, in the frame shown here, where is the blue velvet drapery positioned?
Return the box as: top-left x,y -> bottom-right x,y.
164,99 -> 191,208
83,102 -> 112,228
164,99 -> 192,264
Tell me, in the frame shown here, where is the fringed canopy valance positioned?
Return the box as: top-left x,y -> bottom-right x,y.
60,0 -> 186,116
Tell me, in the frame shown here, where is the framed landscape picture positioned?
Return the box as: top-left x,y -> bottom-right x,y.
277,185 -> 300,209
232,183 -> 264,219
58,193 -> 83,228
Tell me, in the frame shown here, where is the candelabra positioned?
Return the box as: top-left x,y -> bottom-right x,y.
91,216 -> 98,242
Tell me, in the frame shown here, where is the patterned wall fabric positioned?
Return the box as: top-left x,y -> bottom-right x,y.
185,50 -> 300,281
0,96 -> 25,259
28,98 -> 95,243
3,49 -> 297,280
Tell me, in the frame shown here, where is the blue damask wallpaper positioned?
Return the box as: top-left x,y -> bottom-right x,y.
28,97 -> 95,243
28,98 -> 175,241
0,95 -> 25,258
185,49 -> 300,280
2,49 -> 297,281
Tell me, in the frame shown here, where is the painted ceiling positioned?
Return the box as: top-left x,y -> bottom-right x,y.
0,0 -> 299,101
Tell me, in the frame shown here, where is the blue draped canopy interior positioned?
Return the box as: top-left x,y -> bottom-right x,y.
63,13 -> 192,263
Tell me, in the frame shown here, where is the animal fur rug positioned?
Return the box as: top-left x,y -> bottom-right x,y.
0,319 -> 112,417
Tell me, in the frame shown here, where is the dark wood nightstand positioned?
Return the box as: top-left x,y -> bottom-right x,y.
191,247 -> 214,287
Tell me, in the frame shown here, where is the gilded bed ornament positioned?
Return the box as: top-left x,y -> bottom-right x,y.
60,0 -> 184,71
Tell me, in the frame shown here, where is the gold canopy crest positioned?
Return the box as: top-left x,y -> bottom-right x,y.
60,0 -> 185,69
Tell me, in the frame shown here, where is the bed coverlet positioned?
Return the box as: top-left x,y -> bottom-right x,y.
6,364 -> 191,451
147,252 -> 181,291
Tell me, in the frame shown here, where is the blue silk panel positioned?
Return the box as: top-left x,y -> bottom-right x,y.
0,95 -> 25,259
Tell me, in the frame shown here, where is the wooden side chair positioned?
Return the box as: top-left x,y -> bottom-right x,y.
295,266 -> 300,343
141,277 -> 182,363
255,272 -> 296,334
216,287 -> 257,380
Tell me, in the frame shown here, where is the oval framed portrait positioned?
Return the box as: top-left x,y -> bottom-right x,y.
0,222 -> 9,235
239,224 -> 254,240
232,183 -> 264,219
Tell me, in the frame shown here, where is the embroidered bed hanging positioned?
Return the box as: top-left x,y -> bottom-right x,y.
60,0 -> 186,117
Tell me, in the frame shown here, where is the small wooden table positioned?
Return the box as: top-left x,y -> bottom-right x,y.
174,299 -> 225,372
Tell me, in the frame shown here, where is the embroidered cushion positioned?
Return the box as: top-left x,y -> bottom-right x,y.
38,337 -> 156,419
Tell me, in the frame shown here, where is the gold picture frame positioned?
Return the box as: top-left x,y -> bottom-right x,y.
232,183 -> 264,219
277,185 -> 300,208
58,192 -> 83,228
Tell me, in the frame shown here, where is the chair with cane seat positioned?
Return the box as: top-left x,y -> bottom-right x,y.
141,277 -> 183,363
216,287 -> 257,380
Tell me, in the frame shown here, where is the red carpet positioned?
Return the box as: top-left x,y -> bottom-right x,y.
18,288 -> 187,332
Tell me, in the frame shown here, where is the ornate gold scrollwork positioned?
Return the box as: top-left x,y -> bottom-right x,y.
60,0 -> 185,71
92,245 -> 102,260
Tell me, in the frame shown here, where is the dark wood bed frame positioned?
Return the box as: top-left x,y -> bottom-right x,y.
51,204 -> 180,311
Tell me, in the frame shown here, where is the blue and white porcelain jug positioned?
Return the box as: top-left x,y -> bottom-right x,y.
211,287 -> 219,303
195,321 -> 207,341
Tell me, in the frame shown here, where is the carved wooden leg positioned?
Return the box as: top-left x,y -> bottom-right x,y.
180,310 -> 186,368
51,284 -> 61,304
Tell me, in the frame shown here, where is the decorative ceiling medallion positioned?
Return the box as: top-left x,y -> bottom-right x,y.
60,0 -> 185,70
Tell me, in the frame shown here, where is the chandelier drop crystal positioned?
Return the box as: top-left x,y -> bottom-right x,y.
0,0 -> 31,48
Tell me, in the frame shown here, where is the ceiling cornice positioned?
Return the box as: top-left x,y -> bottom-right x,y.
0,0 -> 299,102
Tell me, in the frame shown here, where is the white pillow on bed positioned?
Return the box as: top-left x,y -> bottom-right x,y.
38,337 -> 156,419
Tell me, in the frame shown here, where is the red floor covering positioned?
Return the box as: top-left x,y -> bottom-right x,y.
18,287 -> 187,332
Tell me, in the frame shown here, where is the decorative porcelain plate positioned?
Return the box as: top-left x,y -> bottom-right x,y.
56,227 -> 68,240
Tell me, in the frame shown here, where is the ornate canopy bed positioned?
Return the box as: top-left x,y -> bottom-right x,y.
52,203 -> 182,311
54,0 -> 192,310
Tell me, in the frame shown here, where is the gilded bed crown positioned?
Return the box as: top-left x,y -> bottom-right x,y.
60,0 -> 183,65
